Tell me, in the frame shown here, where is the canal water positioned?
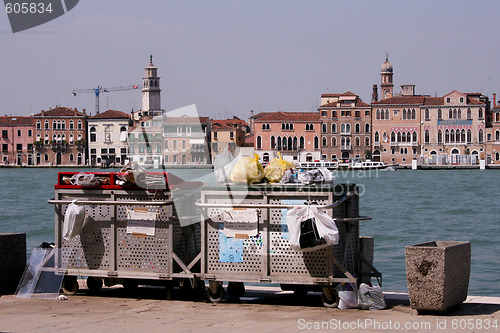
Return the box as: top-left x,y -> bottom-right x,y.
0,167 -> 498,296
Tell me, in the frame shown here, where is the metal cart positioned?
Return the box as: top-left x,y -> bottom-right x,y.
196,183 -> 381,307
48,172 -> 203,298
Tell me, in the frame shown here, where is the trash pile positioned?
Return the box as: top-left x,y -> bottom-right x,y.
214,149 -> 335,185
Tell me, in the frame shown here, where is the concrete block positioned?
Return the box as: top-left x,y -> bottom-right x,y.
0,233 -> 26,294
405,241 -> 471,313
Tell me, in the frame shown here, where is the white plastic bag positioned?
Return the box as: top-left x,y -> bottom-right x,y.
63,199 -> 86,240
70,172 -> 101,187
286,205 -> 339,252
337,283 -> 358,309
214,148 -> 237,183
357,283 -> 386,310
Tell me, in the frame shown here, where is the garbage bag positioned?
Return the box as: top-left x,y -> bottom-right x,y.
63,199 -> 86,240
357,283 -> 386,310
70,172 -> 101,187
214,147 -> 238,183
229,153 -> 265,184
337,283 -> 358,309
286,205 -> 339,252
117,161 -> 147,185
297,168 -> 335,185
264,152 -> 296,183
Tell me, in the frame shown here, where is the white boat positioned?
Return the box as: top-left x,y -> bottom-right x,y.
297,160 -> 394,170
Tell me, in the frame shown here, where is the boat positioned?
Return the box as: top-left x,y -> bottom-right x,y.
297,159 -> 395,171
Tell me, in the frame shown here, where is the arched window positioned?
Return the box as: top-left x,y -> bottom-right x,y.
458,109 -> 461,119
36,120 -> 41,129
346,123 -> 351,133
365,137 -> 370,146
383,132 -> 388,142
424,130 -> 430,143
341,124 -> 345,133
164,140 -> 169,149
397,132 -> 402,142
401,132 -> 406,143
374,132 -> 380,143
182,140 -> 187,149
262,124 -> 266,130
281,123 -> 285,130
44,120 -> 49,129
300,136 -> 305,149
61,121 -> 66,130
355,123 -> 360,133
445,129 -> 450,143
467,108 -> 472,119
36,133 -> 41,142
450,129 -> 455,143
52,121 -> 57,129
496,113 -> 500,122
77,133 -> 82,141
44,153 -> 49,162
293,136 -> 298,150
256,136 -> 262,149
438,130 -> 443,143
287,137 -> 292,150
322,123 -> 327,133
277,137 -> 282,150
411,109 -> 416,119
479,129 -> 484,143
355,137 -> 360,147
77,120 -> 82,130
270,136 -> 275,149
282,136 -> 287,149
69,154 -> 74,162
90,127 -> 96,142
332,137 -> 337,146
461,129 -> 466,143
365,123 -> 370,133
425,109 -> 429,120
69,120 -> 74,130
331,123 -> 337,133
438,109 -> 442,119
402,109 -> 407,120
496,152 -> 500,161
173,140 -> 177,150
412,131 -> 417,143
407,132 -> 411,142
391,131 -> 396,142
314,136 -> 319,149
479,108 -> 484,119
449,109 -> 453,119
376,109 -> 380,120
496,130 -> 500,141
44,134 -> 49,145
467,129 -> 472,143
322,137 -> 327,147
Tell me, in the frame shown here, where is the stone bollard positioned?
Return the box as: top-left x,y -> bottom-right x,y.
359,236 -> 374,285
405,241 -> 471,313
0,233 -> 27,294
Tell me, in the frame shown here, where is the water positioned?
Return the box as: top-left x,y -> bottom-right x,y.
0,167 -> 498,296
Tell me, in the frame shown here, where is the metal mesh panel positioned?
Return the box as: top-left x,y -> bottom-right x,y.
205,195 -> 265,275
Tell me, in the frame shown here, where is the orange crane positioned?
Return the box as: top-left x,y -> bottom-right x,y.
72,85 -> 139,114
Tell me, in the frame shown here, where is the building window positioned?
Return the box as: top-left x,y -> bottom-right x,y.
437,109 -> 442,119
77,120 -> 82,130
425,109 -> 430,120
424,130 -> 430,143
300,136 -> 305,149
331,154 -> 337,160
322,137 -> 327,147
365,123 -> 370,133
355,110 -> 360,118
314,136 -> 319,149
322,123 -> 327,133
460,97 -> 464,103
16,129 -> 21,137
365,137 -> 370,146
90,127 -> 96,142
229,131 -> 234,139
355,137 -> 360,147
36,120 -> 41,129
332,111 -> 337,118
44,120 -> 49,129
321,110 -> 327,117
331,137 -> 337,146
374,132 -> 379,143
446,97 -> 451,103
479,108 -> 484,119
479,129 -> 484,143
437,130 -> 443,143
365,110 -> 370,117
467,108 -> 472,119
256,136 -> 262,149
331,123 -> 337,133
355,123 -> 360,133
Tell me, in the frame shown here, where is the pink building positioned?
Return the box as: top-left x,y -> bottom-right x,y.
0,116 -> 34,166
253,111 -> 321,163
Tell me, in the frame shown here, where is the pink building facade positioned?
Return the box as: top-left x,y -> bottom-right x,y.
0,116 -> 34,166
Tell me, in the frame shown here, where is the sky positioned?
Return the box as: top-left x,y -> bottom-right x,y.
1,0 -> 500,120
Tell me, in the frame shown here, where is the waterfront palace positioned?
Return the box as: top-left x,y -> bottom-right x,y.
1,56 -> 499,167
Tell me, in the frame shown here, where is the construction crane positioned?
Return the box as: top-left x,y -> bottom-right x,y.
72,85 -> 139,114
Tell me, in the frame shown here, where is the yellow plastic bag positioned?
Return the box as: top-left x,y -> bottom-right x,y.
264,152 -> 296,183
230,153 -> 265,184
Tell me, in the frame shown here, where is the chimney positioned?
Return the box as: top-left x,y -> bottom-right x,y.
372,84 -> 378,102
493,93 -> 496,108
83,109 -> 86,115
41,110 -> 45,116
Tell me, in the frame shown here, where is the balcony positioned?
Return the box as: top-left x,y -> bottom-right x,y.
340,145 -> 352,150
340,132 -> 352,136
373,142 -> 380,147
412,142 -> 419,147
390,142 -> 398,147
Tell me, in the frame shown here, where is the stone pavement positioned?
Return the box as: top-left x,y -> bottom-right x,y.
1,284 -> 499,333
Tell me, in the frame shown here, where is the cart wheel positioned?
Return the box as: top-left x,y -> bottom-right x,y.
321,289 -> 339,308
207,285 -> 225,303
227,282 -> 245,300
86,277 -> 103,294
122,279 -> 139,293
61,276 -> 79,295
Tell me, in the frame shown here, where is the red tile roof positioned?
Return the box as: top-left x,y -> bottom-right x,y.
90,110 -> 130,119
372,96 -> 426,105
0,116 -> 33,126
255,111 -> 320,122
321,91 -> 358,98
422,97 -> 444,105
211,118 -> 248,128
321,100 -> 370,108
164,116 -> 209,124
33,107 -> 86,117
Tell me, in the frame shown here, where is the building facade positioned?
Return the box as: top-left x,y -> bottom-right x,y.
33,107 -> 87,166
253,111 -> 321,163
0,116 -> 34,166
319,92 -> 371,161
210,117 -> 249,160
88,109 -> 131,167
